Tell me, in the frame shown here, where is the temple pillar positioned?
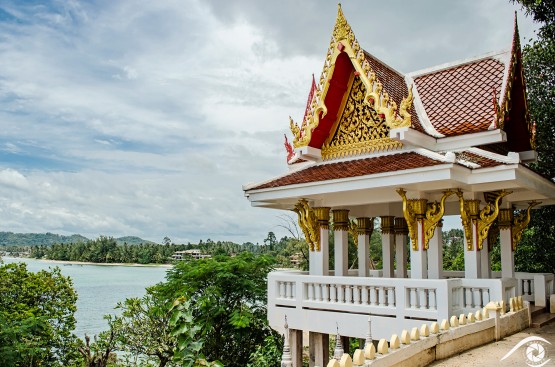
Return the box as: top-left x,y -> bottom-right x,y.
309,332 -> 329,367
499,209 -> 515,278
480,239 -> 492,279
411,219 -> 428,279
310,207 -> 330,276
427,220 -> 443,279
290,328 -> 303,367
464,220 -> 482,279
381,216 -> 395,278
394,217 -> 408,278
357,217 -> 373,277
333,209 -> 350,277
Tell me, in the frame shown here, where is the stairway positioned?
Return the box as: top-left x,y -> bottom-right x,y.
530,303 -> 555,328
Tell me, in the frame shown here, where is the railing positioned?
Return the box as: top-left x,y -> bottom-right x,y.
513,272 -> 554,307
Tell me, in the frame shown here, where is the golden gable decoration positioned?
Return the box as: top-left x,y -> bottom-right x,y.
290,4 -> 414,149
321,77 -> 403,160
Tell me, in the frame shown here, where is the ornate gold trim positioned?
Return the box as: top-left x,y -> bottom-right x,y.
511,201 -> 539,250
498,209 -> 513,229
348,219 -> 358,247
397,189 -> 427,250
314,207 -> 331,230
290,4 -> 414,149
356,217 -> 374,235
456,190 -> 481,251
332,209 -> 350,231
422,190 -> 455,250
293,199 -> 321,252
380,216 -> 395,235
394,217 -> 409,235
476,191 -> 511,250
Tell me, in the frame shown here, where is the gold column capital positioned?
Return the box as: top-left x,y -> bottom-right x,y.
498,209 -> 513,230
332,209 -> 350,231
356,217 -> 374,235
394,217 -> 409,235
380,216 -> 395,234
314,207 -> 331,229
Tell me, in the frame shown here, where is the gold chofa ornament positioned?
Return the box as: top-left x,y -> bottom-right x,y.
293,199 -> 320,252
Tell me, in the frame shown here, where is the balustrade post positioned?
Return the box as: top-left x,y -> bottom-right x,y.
410,288 -> 417,309
379,287 -> 386,306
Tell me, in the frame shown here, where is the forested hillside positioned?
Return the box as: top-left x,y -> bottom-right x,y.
0,232 -> 152,247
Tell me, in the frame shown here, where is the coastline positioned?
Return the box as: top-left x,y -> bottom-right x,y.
3,256 -> 173,268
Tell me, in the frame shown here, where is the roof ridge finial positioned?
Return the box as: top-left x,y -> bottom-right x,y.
333,2 -> 351,41
281,315 -> 293,367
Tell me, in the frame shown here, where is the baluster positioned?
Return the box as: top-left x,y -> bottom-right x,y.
419,289 -> 428,310
527,279 -> 533,295
345,285 -> 352,304
483,289 -> 489,304
315,283 -> 322,301
465,288 -> 473,308
307,283 -> 314,301
291,282 -> 296,299
353,286 -> 360,304
409,288 -> 417,308
361,286 -> 369,305
323,284 -> 330,302
386,287 -> 395,307
473,288 -> 482,308
279,282 -> 285,298
370,287 -> 377,306
330,284 -> 337,303
379,287 -> 386,306
429,289 -> 436,310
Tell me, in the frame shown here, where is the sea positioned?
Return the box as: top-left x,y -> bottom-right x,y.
2,257 -> 169,337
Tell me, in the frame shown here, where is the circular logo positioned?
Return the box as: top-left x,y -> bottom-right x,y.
524,340 -> 549,367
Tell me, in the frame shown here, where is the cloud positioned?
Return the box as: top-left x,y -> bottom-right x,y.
0,0 -> 539,243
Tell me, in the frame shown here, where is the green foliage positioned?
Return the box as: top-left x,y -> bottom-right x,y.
156,252 -> 275,367
0,231 -> 88,247
0,262 -> 79,367
247,333 -> 283,367
512,0 -> 555,273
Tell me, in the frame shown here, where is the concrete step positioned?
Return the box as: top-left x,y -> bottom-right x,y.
529,304 -> 546,318
531,312 -> 555,328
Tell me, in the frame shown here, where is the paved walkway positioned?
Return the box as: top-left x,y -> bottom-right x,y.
430,321 -> 555,367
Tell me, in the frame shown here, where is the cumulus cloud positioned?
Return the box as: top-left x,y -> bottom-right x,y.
0,0 -> 539,243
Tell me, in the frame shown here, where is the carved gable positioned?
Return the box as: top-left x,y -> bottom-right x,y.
322,76 -> 403,160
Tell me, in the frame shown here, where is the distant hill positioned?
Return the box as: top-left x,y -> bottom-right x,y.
0,232 -> 155,246
115,236 -> 155,245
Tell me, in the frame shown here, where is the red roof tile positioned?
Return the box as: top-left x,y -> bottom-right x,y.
414,58 -> 505,136
364,52 -> 423,133
251,152 -> 445,190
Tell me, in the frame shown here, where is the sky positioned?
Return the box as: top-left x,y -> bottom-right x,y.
0,0 -> 540,244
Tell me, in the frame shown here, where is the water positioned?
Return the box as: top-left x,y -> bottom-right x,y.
2,257 -> 169,337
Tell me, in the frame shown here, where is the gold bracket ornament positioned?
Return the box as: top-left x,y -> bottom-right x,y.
456,190 -> 481,250
290,4 -> 414,149
293,199 -> 320,252
348,219 -> 359,247
511,201 -> 539,250
422,190 -> 455,250
397,189 -> 428,250
476,190 -> 511,250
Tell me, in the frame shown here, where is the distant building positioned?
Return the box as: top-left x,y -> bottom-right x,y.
171,249 -> 211,260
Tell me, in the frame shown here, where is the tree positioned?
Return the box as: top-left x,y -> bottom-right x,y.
155,252 -> 275,367
0,262 -> 80,367
512,0 -> 555,273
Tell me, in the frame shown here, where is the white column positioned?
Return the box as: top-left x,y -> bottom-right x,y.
333,209 -> 349,277
394,217 -> 408,278
480,239 -> 492,279
310,207 -> 330,276
499,209 -> 515,278
381,216 -> 395,278
410,220 -> 428,279
357,217 -> 372,277
464,221 -> 481,279
427,221 -> 443,279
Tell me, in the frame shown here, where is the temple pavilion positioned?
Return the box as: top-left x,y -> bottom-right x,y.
243,5 -> 555,366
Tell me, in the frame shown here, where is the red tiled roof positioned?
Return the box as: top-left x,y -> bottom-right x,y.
414,57 -> 505,136
364,52 -> 423,133
456,151 -> 504,168
251,152 -> 446,190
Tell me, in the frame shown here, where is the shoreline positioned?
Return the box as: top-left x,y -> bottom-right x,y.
3,256 -> 173,268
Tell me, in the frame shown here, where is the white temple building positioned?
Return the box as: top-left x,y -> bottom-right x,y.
243,5 -> 555,366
